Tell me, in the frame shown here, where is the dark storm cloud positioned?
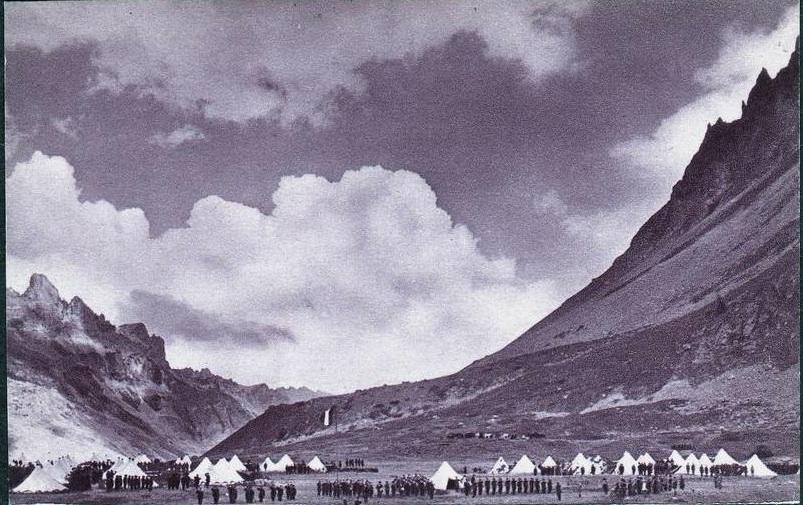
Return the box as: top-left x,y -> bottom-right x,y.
125,290 -> 295,346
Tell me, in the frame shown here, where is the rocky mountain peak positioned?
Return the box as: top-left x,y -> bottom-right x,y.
23,273 -> 61,304
67,296 -> 91,316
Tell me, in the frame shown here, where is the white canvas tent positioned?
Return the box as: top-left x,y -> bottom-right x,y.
570,453 -> 604,475
270,454 -> 294,472
430,461 -> 462,491
103,458 -> 129,479
48,458 -> 73,483
713,449 -> 740,466
207,458 -> 243,484
638,453 -> 656,474
570,453 -> 588,475
229,455 -> 247,472
13,466 -> 67,493
541,456 -> 557,469
133,454 -> 151,464
744,455 -> 777,478
261,457 -> 275,472
308,456 -> 327,472
615,451 -> 638,475
638,452 -> 655,465
176,455 -> 192,465
510,455 -> 536,475
43,462 -> 69,485
669,450 -> 686,472
489,457 -> 509,475
698,454 -> 713,472
189,457 -> 214,479
116,460 -> 149,478
684,453 -> 700,475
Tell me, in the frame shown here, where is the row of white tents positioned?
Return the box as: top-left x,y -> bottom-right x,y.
487,450 -> 777,478
12,456 -> 76,493
431,449 -> 782,490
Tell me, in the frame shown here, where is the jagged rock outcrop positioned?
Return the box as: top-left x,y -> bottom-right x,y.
206,42 -> 799,463
6,276 -> 321,461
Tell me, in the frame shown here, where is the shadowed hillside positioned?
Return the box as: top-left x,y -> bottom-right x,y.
206,41 -> 799,464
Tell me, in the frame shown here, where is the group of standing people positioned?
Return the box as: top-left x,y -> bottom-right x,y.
166,472 -> 193,490
103,472 -> 154,491
607,475 -> 685,498
196,483 -> 298,504
317,478 -> 418,500
342,458 -> 366,468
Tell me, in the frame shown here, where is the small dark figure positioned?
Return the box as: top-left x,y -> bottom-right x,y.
556,482 -> 562,501
197,488 -> 205,505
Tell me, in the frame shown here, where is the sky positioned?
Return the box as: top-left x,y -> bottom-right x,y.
4,0 -> 799,393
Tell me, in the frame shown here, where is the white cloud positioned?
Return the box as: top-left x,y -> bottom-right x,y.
148,125 -> 205,148
6,152 -> 561,392
610,6 -> 799,186
4,1 -> 587,125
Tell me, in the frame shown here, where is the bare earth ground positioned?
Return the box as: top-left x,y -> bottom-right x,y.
10,461 -> 800,505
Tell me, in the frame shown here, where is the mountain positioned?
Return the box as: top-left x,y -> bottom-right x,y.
6,274 -> 321,462
207,42 -> 800,463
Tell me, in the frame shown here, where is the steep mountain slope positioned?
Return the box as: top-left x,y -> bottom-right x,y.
207,43 -> 799,463
6,275 -> 321,461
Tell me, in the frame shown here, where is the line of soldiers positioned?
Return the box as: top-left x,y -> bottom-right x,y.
318,476 -> 436,499
609,475 -> 686,498
198,483 -> 298,504
343,458 -> 366,468
463,475 -> 558,496
103,472 -> 154,491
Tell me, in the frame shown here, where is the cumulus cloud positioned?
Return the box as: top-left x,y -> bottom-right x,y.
4,1 -> 587,125
6,152 -> 560,391
610,6 -> 799,186
148,125 -> 205,148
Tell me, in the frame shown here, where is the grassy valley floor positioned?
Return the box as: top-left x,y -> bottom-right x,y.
9,461 -> 799,504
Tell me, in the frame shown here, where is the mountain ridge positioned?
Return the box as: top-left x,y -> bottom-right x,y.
205,40 -> 799,463
6,274 -> 322,461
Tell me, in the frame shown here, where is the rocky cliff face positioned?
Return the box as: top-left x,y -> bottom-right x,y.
206,43 -> 799,463
6,275 -> 320,461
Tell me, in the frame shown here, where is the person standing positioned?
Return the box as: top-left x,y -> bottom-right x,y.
555,482 -> 562,501
212,486 -> 220,504
197,488 -> 204,505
